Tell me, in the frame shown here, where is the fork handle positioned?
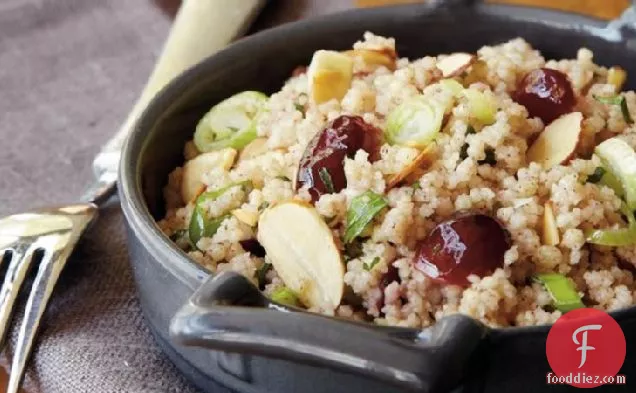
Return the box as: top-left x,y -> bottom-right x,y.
83,0 -> 266,205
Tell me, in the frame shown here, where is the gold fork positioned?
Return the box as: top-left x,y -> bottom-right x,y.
0,1 -> 265,391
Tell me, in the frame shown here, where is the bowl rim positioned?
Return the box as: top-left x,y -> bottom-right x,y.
118,1 -> 634,335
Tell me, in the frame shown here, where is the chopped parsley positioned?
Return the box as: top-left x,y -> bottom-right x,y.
594,95 -> 634,125
295,94 -> 307,116
460,125 -> 477,160
460,143 -> 469,160
319,167 -> 336,193
256,262 -> 272,290
478,148 -> 497,166
363,257 -> 381,271
586,167 -> 606,184
344,241 -> 363,262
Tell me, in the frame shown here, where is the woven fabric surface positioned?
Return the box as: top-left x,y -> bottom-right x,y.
0,0 -> 197,391
0,0 -> 353,391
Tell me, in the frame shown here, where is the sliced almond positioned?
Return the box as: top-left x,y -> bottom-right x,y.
543,201 -> 560,246
232,208 -> 259,227
437,53 -> 476,78
608,66 -> 627,92
343,49 -> 396,71
526,112 -> 583,169
387,144 -> 437,189
464,59 -> 489,86
181,148 -> 237,203
257,201 -> 344,309
238,137 -> 268,162
308,50 -> 353,104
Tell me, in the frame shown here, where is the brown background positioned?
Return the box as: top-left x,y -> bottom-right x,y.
0,0 -> 630,392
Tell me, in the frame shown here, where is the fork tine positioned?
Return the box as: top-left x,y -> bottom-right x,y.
7,234 -> 74,393
0,243 -> 40,349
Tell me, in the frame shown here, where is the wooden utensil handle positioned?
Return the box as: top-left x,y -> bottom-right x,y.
90,0 -> 265,197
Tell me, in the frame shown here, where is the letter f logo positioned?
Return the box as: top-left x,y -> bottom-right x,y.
572,324 -> 602,368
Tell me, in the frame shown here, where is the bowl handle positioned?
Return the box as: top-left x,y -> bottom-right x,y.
170,272 -> 490,392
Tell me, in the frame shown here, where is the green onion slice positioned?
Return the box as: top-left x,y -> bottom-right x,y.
439,79 -> 464,96
462,88 -> 497,125
194,91 -> 268,152
586,145 -> 636,246
533,273 -> 584,313
271,287 -> 301,307
595,137 -> 636,210
586,226 -> 636,246
189,182 -> 252,246
344,191 -> 388,243
385,97 -> 445,148
586,204 -> 636,246
599,167 -> 625,197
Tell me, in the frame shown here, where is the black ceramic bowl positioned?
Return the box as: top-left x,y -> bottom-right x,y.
119,1 -> 636,392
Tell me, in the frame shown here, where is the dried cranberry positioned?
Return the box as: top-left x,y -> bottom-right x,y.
414,213 -> 510,286
514,68 -> 575,124
296,115 -> 382,202
239,239 -> 266,258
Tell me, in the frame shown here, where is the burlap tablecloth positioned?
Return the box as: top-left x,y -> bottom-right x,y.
0,1 -> 351,392
0,1 -> 200,391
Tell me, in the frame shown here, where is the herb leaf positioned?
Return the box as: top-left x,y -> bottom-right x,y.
459,143 -> 469,160
594,95 -> 623,105
344,191 -> 388,243
169,229 -> 187,242
256,262 -> 272,290
344,241 -> 364,261
621,98 -> 634,124
258,202 -> 270,212
170,229 -> 194,251
295,94 -> 308,116
478,148 -> 497,165
364,257 -> 381,271
319,167 -> 336,193
594,95 -> 634,124
189,212 -> 230,249
188,183 -> 247,247
586,166 -> 606,184
460,125 -> 477,161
